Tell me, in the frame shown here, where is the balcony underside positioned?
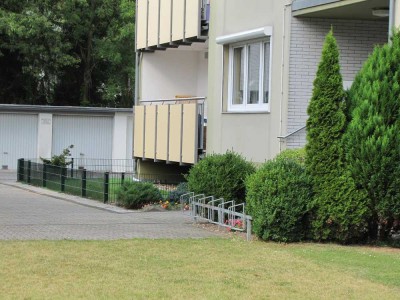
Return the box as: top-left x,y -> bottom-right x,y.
293,0 -> 389,20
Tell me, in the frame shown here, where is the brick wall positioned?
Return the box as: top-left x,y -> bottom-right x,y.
286,17 -> 387,148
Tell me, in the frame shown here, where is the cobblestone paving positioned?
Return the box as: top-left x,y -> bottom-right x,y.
0,172 -> 219,240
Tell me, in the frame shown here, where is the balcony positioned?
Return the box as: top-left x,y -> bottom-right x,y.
136,0 -> 209,51
133,97 -> 205,165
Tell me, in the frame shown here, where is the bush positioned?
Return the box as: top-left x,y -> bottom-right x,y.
345,31 -> 400,240
304,29 -> 370,243
275,148 -> 306,165
246,158 -> 312,242
186,151 -> 255,204
41,145 -> 74,167
167,182 -> 189,202
116,181 -> 162,209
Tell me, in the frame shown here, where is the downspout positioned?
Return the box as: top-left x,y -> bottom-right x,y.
134,51 -> 141,106
279,1 -> 293,152
389,0 -> 394,43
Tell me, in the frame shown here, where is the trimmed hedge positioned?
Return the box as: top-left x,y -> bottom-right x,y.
246,157 -> 312,242
186,151 -> 255,204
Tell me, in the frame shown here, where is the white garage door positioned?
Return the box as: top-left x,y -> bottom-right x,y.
0,113 -> 38,169
52,115 -> 113,160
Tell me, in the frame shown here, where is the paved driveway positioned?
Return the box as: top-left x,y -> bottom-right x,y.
0,173 -> 218,240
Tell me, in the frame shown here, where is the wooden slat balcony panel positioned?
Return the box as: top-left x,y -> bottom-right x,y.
133,106 -> 145,158
181,103 -> 198,164
144,105 -> 157,159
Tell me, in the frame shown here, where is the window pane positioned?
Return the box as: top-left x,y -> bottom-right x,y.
232,47 -> 244,105
247,43 -> 260,104
263,42 -> 270,104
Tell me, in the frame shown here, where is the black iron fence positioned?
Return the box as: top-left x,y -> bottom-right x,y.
17,159 -> 185,204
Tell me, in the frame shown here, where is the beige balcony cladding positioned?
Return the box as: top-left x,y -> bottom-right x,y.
136,0 -> 208,50
133,99 -> 205,165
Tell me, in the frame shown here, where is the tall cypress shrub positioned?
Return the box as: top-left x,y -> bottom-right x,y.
345,32 -> 400,240
306,29 -> 369,242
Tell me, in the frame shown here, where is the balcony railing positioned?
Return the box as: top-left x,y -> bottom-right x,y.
133,97 -> 205,165
136,0 -> 208,51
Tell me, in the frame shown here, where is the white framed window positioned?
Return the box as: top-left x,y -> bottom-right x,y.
228,38 -> 271,112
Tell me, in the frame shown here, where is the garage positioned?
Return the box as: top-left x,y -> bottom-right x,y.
0,113 -> 38,169
52,114 -> 114,160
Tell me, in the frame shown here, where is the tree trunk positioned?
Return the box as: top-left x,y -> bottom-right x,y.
81,0 -> 96,105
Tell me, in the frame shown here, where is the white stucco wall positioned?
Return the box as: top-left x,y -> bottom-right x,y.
37,113 -> 53,160
140,48 -> 208,100
207,0 -> 291,163
112,113 -> 130,161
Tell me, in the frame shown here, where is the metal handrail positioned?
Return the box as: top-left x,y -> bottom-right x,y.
277,125 -> 306,139
140,97 -> 206,104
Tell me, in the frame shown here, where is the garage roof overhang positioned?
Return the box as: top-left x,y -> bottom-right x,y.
0,104 -> 133,115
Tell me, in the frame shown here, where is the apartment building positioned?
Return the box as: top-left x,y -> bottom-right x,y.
134,0 -> 399,173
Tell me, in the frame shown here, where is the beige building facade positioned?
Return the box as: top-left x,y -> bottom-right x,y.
134,0 -> 398,173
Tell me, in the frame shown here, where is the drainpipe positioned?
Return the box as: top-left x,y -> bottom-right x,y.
389,0 -> 394,43
134,51 -> 141,106
279,0 -> 293,152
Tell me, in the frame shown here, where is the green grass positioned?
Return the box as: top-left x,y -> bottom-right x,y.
0,239 -> 399,299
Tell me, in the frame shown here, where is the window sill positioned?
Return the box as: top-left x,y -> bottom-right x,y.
222,110 -> 270,115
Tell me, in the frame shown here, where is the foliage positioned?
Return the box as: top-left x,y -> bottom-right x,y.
186,151 -> 256,204
41,145 -> 74,167
0,0 -> 135,107
275,148 -> 306,165
246,158 -> 312,242
167,182 -> 189,202
344,31 -> 400,239
305,29 -> 369,243
116,181 -> 162,209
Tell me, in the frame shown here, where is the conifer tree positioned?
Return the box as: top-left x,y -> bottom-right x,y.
345,31 -> 400,240
306,29 -> 369,242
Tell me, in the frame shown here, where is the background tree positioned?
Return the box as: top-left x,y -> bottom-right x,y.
306,29 -> 369,243
0,0 -> 135,107
345,32 -> 400,240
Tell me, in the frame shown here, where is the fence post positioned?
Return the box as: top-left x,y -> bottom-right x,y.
104,172 -> 109,203
61,167 -> 66,192
81,169 -> 87,198
27,160 -> 31,184
17,158 -> 24,182
70,158 -> 74,178
43,164 -> 47,187
121,172 -> 125,185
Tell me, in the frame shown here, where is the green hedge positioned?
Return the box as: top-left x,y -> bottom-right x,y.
186,151 -> 255,204
246,157 -> 312,242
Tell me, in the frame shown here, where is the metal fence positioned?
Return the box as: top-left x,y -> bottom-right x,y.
26,158 -> 135,173
17,159 -> 184,204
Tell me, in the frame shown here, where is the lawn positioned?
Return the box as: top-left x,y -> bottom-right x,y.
0,239 -> 399,299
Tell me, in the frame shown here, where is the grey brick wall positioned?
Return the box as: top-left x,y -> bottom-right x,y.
286,18 -> 388,149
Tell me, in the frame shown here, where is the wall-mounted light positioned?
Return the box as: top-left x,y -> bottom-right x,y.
372,8 -> 389,17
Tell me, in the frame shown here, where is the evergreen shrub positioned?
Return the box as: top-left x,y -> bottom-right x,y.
186,151 -> 255,204
245,157 -> 312,242
116,181 -> 162,209
305,29 -> 370,243
275,148 -> 306,165
167,182 -> 189,202
345,31 -> 400,239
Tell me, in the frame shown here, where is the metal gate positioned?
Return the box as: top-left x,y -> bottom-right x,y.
0,113 -> 38,169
